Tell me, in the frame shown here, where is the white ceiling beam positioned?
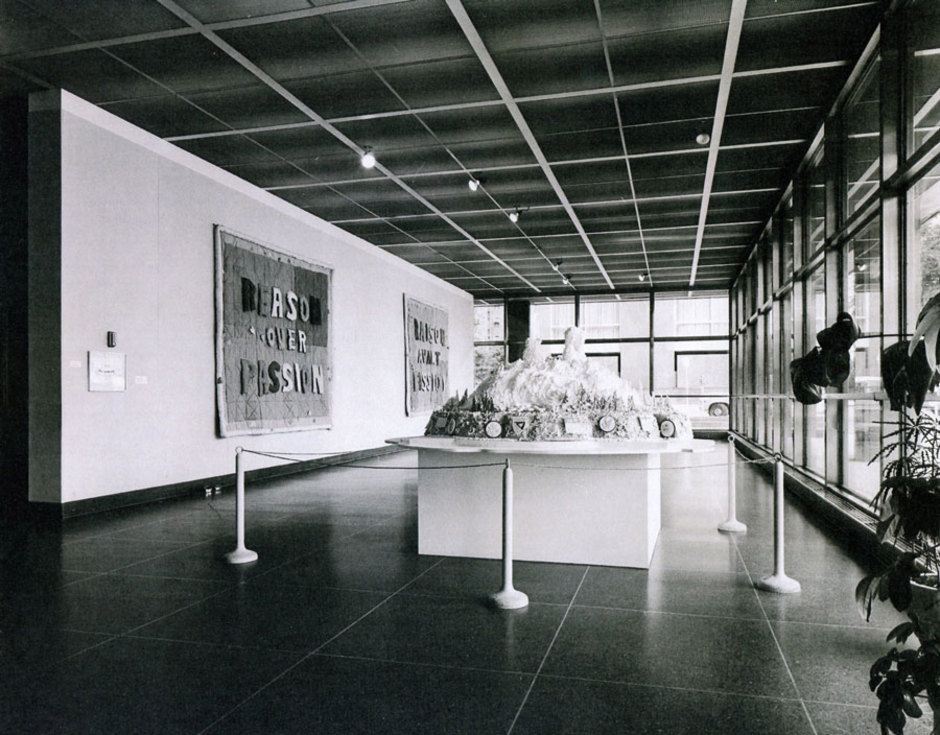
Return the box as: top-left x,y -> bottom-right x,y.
689,0 -> 749,288
153,0 -> 540,293
445,0 -> 616,290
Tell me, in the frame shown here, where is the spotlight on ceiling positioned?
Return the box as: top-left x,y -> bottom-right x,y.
551,259 -> 563,272
638,273 -> 646,282
695,133 -> 710,146
468,177 -> 480,192
360,148 -> 376,169
561,274 -> 571,287
508,210 -> 520,223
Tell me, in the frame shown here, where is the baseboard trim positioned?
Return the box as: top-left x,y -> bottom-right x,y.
49,445 -> 406,521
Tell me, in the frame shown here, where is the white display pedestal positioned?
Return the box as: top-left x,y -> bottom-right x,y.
389,437 -> 713,569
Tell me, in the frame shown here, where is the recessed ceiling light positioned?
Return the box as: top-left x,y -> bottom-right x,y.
360,148 -> 376,168
695,133 -> 710,146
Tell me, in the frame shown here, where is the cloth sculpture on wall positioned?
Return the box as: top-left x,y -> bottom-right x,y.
789,312 -> 859,405
882,293 -> 940,414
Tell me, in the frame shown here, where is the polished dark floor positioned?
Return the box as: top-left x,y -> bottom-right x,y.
0,443 -> 928,734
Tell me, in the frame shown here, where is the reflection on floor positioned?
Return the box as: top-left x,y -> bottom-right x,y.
0,442 -> 928,734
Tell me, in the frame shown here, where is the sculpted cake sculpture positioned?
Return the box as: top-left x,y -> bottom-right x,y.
425,327 -> 691,441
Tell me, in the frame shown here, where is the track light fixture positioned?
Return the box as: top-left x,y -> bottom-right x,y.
468,177 -> 480,192
508,209 -> 520,223
695,133 -> 710,146
638,273 -> 646,282
551,259 -> 563,272
360,147 -> 376,169
561,274 -> 571,287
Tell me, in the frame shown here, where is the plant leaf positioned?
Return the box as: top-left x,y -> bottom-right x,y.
902,691 -> 923,718
886,621 -> 916,644
910,296 -> 940,364
889,567 -> 913,612
857,576 -> 877,620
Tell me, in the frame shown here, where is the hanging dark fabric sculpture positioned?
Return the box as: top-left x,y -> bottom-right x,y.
789,312 -> 859,405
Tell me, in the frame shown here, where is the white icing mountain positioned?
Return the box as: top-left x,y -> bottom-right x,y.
475,327 -> 640,411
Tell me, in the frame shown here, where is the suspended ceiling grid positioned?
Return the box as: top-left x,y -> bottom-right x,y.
0,0 -> 881,299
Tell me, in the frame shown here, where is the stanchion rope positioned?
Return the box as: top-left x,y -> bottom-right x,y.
512,455 -> 774,472
239,448 -> 505,470
235,448 -> 773,473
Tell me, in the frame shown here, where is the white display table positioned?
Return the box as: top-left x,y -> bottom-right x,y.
388,436 -> 714,568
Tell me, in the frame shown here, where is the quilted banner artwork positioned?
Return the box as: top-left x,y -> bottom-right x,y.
404,294 -> 448,415
215,227 -> 332,436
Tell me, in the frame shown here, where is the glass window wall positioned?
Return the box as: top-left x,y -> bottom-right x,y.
844,59 -> 881,217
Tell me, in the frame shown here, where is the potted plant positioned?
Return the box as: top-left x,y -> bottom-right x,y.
857,295 -> 940,734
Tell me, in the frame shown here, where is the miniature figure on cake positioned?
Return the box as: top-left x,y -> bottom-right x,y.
425,327 -> 691,441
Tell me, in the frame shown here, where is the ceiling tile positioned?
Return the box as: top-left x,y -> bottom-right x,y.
606,24 -> 727,86
285,72 -> 407,119
186,86 -> 310,129
494,43 -> 610,97
327,0 -> 472,67
0,2 -> 84,55
174,0 -> 313,24
13,49 -> 167,103
736,4 -> 880,72
112,36 -> 261,94
217,16 -> 366,79
376,57 -> 498,108
463,0 -> 603,53
174,133 -> 292,167
23,0 -> 186,41
99,95 -> 229,138
617,80 -> 720,126
726,67 -> 848,115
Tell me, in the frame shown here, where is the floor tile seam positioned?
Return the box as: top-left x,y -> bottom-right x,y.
14,630 -> 125,672
95,538 -> 223,575
731,531 -> 820,735
116,581 -> 258,637
533,670 -> 812,704
194,555 -> 449,735
119,631 -> 308,656
766,617 -> 898,632
59,518 -> 169,543
568,601 -> 768,623
799,697 -> 878,710
86,569 -> 238,586
506,566 -> 591,735
310,650 -> 540,678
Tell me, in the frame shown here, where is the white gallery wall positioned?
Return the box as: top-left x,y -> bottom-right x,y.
28,90 -> 473,505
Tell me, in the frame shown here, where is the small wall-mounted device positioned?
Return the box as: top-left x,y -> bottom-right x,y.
107,331 -> 116,348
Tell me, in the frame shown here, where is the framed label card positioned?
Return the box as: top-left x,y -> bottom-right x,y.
404,295 -> 448,415
88,351 -> 126,392
215,226 -> 332,436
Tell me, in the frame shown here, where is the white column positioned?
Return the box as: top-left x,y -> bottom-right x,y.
489,459 -> 529,609
225,447 -> 259,565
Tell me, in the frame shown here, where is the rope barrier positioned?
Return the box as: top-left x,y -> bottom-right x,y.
224,441 -> 781,580
509,456 -> 773,473
235,448 -> 773,474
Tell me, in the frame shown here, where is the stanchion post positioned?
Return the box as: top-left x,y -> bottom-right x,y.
225,447 -> 259,565
718,434 -> 747,534
755,453 -> 800,594
489,459 -> 529,609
